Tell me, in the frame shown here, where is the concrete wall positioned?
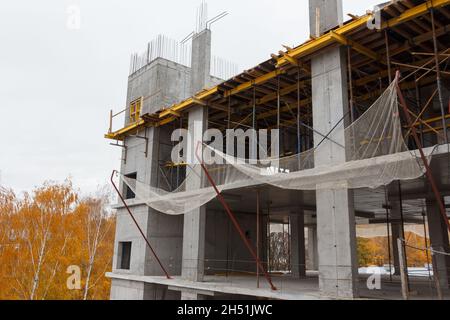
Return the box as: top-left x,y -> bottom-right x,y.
205,210 -> 259,274
126,58 -> 190,119
126,57 -> 223,120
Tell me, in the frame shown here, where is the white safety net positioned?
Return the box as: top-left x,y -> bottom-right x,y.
120,80 -> 430,215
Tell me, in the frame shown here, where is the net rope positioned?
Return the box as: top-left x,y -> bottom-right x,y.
121,80 -> 431,215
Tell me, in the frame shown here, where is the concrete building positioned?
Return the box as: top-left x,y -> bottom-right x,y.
106,0 -> 450,300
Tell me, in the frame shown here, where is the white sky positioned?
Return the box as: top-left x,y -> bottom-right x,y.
0,0 -> 382,194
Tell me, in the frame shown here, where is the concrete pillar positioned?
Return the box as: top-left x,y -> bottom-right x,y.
426,198 -> 450,289
181,28 -> 211,284
306,226 -> 318,270
290,213 -> 306,277
190,29 -> 211,93
309,0 -> 358,299
309,0 -> 343,37
182,107 -> 207,282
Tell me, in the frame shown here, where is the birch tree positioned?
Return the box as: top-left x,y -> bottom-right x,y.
0,181 -> 115,300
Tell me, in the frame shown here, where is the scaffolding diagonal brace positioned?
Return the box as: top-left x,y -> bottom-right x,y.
395,71 -> 450,233
195,142 -> 277,291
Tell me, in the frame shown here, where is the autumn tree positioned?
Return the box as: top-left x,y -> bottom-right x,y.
0,180 -> 115,300
357,232 -> 430,268
77,189 -> 115,300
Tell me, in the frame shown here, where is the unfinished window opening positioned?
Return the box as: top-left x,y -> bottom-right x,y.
117,241 -> 132,270
129,97 -> 142,123
268,218 -> 291,273
123,172 -> 137,199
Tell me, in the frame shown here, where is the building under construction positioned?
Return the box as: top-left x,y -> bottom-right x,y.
105,0 -> 450,300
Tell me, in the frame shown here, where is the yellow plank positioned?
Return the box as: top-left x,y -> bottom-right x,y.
277,0 -> 450,67
159,86 -> 219,118
383,0 -> 450,29
223,69 -> 286,98
105,119 -> 145,141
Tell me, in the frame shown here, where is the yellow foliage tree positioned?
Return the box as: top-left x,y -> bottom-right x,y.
0,181 -> 115,300
357,232 -> 431,268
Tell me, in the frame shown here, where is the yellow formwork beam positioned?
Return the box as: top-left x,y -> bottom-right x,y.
157,116 -> 178,127
330,31 -> 381,62
159,86 -> 219,118
105,119 -> 145,141
382,0 -> 450,29
223,69 -> 286,98
277,0 -> 450,67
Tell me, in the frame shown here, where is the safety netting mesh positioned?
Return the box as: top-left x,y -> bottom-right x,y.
121,80 -> 431,215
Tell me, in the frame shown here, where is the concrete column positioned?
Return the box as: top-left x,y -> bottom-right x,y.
181,28 -> 211,284
190,29 -> 211,93
309,0 -> 343,37
310,0 -> 358,299
290,213 -> 306,277
182,107 -> 207,282
426,198 -> 450,289
306,226 -> 318,270
316,190 -> 358,298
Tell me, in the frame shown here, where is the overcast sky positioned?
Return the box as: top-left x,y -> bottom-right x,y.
0,0 -> 382,195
